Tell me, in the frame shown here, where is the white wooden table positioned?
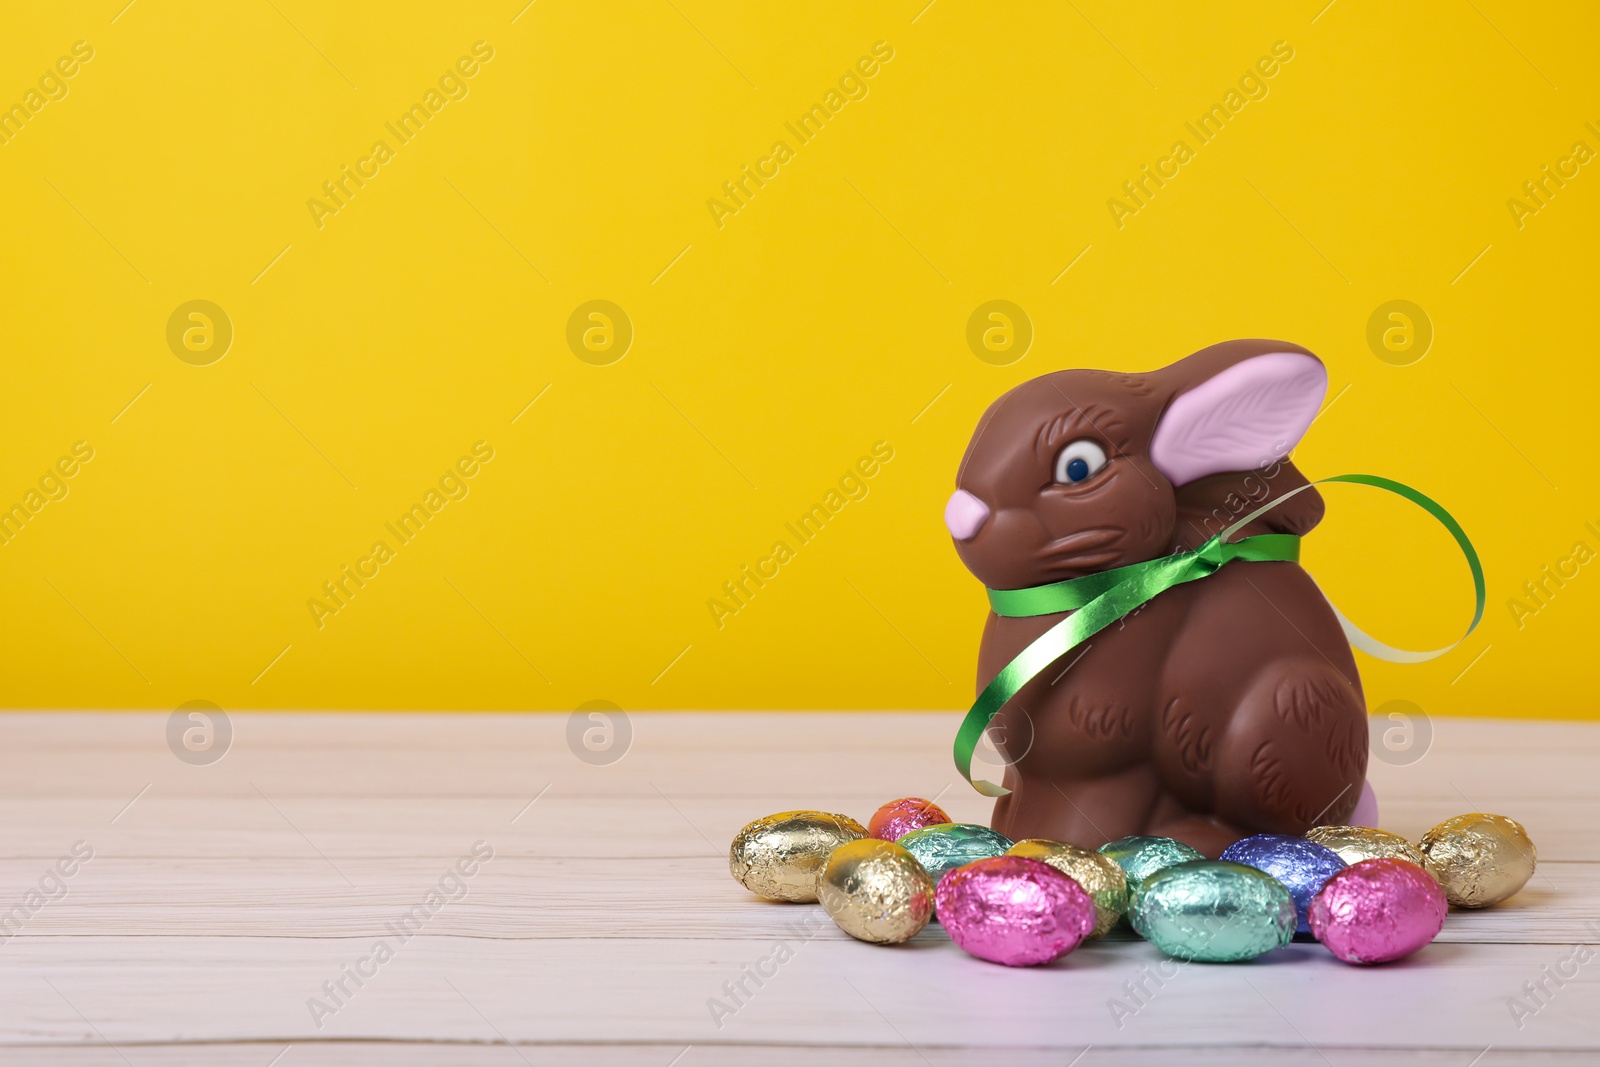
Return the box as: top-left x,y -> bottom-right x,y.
0,712 -> 1592,1065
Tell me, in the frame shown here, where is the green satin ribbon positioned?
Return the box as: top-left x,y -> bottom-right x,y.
955,473 -> 1485,797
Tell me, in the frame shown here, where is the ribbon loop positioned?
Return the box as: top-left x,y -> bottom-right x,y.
954,474 -> 1483,796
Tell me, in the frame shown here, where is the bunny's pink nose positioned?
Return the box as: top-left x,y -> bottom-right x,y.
945,489 -> 990,541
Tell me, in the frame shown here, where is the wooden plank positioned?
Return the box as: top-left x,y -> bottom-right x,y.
2,937 -> 1599,1051
0,714 -> 1596,798
0,855 -> 1586,945
1,1045 -> 1596,1066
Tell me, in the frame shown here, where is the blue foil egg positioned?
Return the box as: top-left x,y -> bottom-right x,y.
1220,833 -> 1347,933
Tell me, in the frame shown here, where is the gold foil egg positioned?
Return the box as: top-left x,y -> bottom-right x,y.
817,838 -> 935,943
729,810 -> 867,902
1305,825 -> 1428,869
1419,813 -> 1537,908
1006,839 -> 1129,938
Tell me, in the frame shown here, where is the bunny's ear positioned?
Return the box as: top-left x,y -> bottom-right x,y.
1149,352 -> 1326,487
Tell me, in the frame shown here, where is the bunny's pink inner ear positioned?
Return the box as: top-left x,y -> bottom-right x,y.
1149,352 -> 1327,487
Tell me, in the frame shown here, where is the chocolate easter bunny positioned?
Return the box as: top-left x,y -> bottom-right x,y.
945,339 -> 1366,858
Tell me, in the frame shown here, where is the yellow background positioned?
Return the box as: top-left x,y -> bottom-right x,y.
1,1 -> 1594,715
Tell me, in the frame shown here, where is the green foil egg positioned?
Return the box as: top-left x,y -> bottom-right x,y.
1130,860 -> 1297,962
1097,835 -> 1206,896
898,823 -> 1013,884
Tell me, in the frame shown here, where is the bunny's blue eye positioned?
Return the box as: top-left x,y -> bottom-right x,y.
1054,439 -> 1108,485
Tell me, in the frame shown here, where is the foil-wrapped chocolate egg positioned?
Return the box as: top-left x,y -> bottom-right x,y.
1130,860 -> 1296,962
729,810 -> 866,902
1419,813 -> 1537,908
935,856 -> 1096,966
1308,858 -> 1447,964
1007,839 -> 1129,938
817,839 -> 935,943
898,823 -> 1013,885
868,797 -> 952,843
1304,824 -> 1428,869
1220,834 -> 1347,933
1098,835 -> 1206,897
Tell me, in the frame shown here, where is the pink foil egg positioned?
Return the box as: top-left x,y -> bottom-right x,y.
868,797 -> 952,843
934,856 -> 1096,967
1308,858 -> 1447,964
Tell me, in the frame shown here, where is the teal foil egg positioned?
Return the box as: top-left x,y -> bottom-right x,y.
1097,835 -> 1205,895
898,823 -> 1013,884
1130,860 -> 1296,962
